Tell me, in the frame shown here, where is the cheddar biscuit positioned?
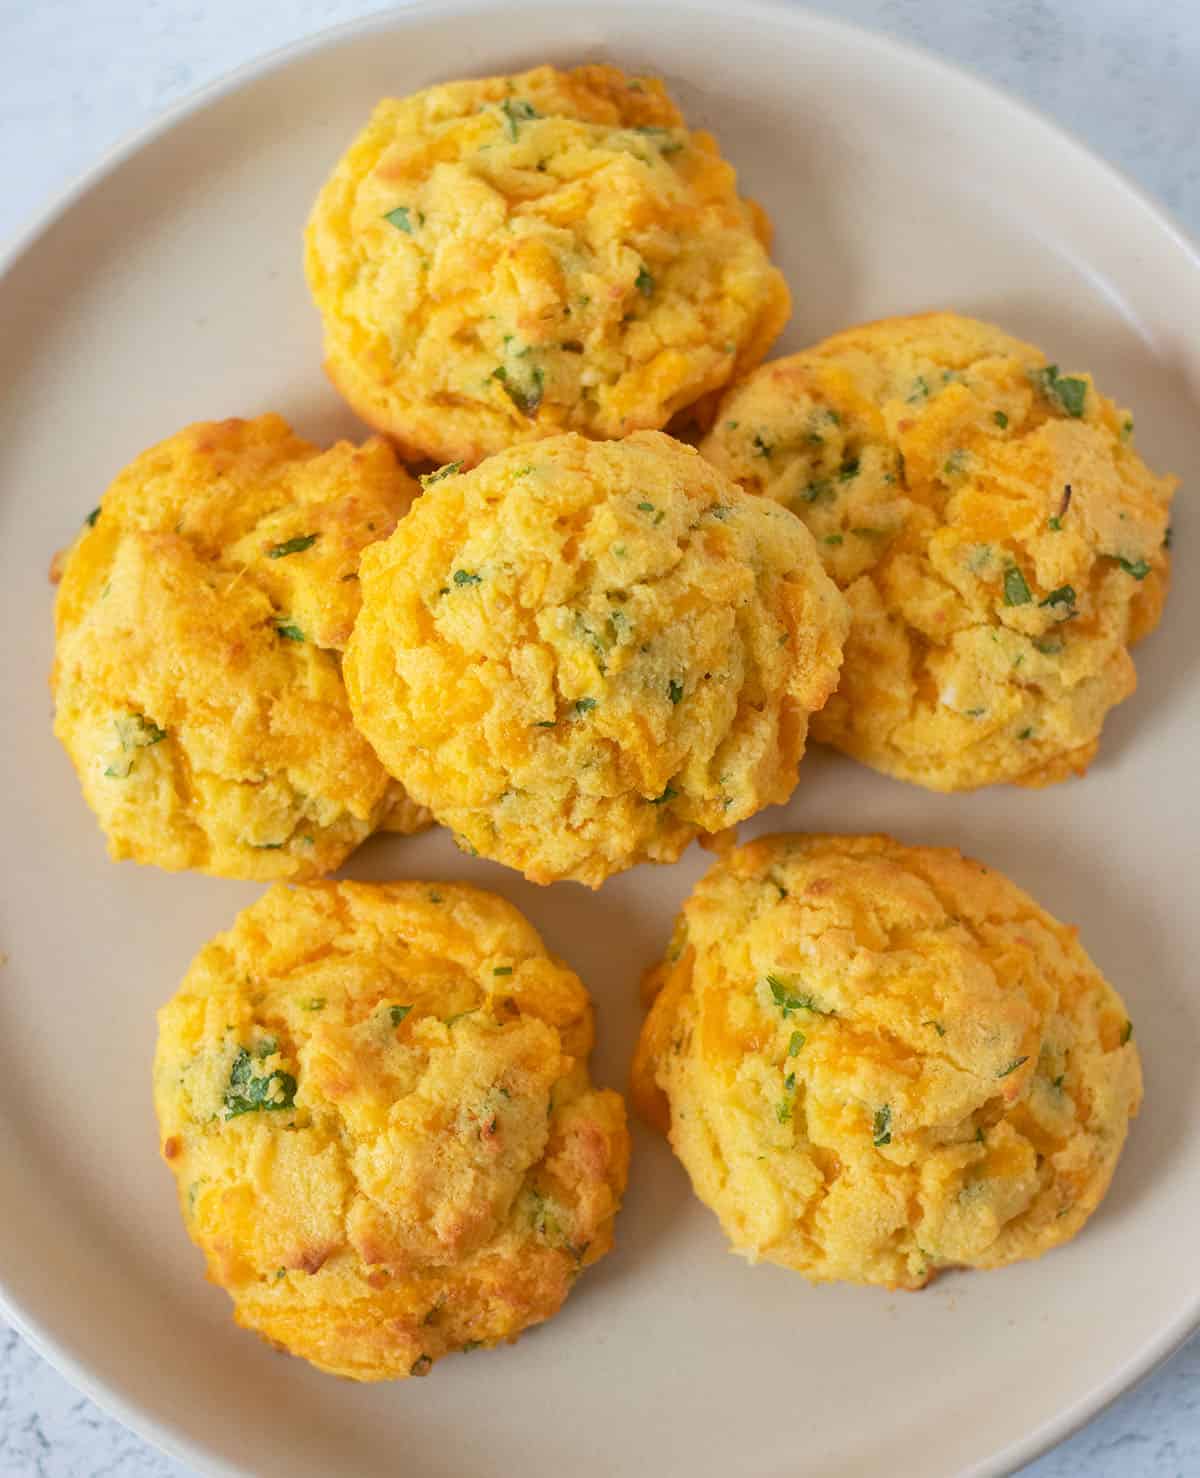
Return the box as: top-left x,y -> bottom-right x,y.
52,415 -> 428,879
633,833 -> 1142,1288
305,64 -> 790,465
701,313 -> 1175,790
344,432 -> 849,887
154,881 -> 630,1380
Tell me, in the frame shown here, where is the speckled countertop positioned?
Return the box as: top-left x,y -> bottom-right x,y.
2,2 -> 1199,1474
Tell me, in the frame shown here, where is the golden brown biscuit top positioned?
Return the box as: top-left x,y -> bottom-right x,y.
701,313 -> 1175,789
154,881 -> 629,1380
305,64 -> 790,463
633,833 -> 1142,1287
51,416 -> 421,878
344,432 -> 848,886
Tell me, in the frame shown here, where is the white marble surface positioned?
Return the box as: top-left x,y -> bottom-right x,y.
2,1 -> 1199,1474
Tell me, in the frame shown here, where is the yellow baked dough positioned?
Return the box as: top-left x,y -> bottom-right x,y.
52,415 -> 429,879
700,313 -> 1175,790
154,880 -> 629,1381
633,833 -> 1142,1289
344,432 -> 849,887
305,64 -> 790,465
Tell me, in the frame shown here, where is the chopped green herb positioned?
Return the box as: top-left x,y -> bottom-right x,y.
943,450 -> 968,477
253,842 -> 285,850
776,1097 -> 793,1124
1120,1020 -> 1133,1045
667,679 -> 684,705
838,458 -> 860,481
461,1339 -> 484,1354
924,1020 -> 946,1037
389,1005 -> 412,1026
85,506 -> 101,527
116,713 -> 167,750
800,479 -> 833,504
223,1048 -> 297,1119
1034,637 -> 1063,654
823,533 -> 844,546
965,707 -> 986,718
975,1127 -> 985,1144
766,975 -> 831,1018
500,97 -> 540,141
787,1030 -> 805,1056
453,569 -> 482,586
650,785 -> 677,805
267,533 -> 318,559
1017,726 -> 1034,740
635,265 -> 654,297
1052,1073 -> 1065,1090
1120,416 -> 1134,441
533,719 -> 556,728
993,411 -> 1009,429
493,362 -> 544,416
1032,364 -> 1088,418
1115,556 -> 1151,580
1040,585 -> 1076,611
420,461 -> 462,487
752,434 -> 773,458
907,376 -> 929,403
493,966 -> 513,977
574,697 -> 597,715
274,620 -> 305,642
383,205 -> 415,232
1048,516 -> 1062,531
410,1354 -> 433,1377
872,1105 -> 892,1147
637,500 -> 655,512
444,1010 -> 477,1028
996,1056 -> 1029,1079
1003,565 -> 1032,606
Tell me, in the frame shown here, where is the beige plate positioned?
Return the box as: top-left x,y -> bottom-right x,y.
0,2 -> 1197,1474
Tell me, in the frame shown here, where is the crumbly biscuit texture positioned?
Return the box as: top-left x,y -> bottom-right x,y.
306,64 -> 790,464
52,415 -> 429,880
633,833 -> 1141,1288
701,313 -> 1175,790
344,432 -> 849,886
154,881 -> 629,1380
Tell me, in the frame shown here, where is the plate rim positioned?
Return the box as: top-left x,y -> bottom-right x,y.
2,2 -> 1198,1473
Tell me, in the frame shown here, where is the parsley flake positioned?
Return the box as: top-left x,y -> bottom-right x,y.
383,205 -> 415,233
787,1031 -> 805,1056
872,1105 -> 892,1147
667,679 -> 684,705
996,1056 -> 1029,1079
389,1005 -> 412,1026
493,966 -> 513,977
993,411 -> 1009,429
274,620 -> 305,642
267,533 -> 318,559
85,506 -> 101,527
500,97 -> 540,141
574,697 -> 597,715
1003,565 -> 1032,606
1032,365 -> 1088,418
420,461 -> 462,487
766,975 -> 831,1018
223,1048 -> 297,1119
1040,585 -> 1076,612
453,569 -> 482,586
1115,556 -> 1151,579
635,265 -> 654,297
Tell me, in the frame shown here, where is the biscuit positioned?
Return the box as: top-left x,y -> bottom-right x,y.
344,432 -> 849,887
633,833 -> 1142,1288
154,880 -> 630,1380
52,415 -> 429,879
305,64 -> 790,465
700,313 -> 1175,790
